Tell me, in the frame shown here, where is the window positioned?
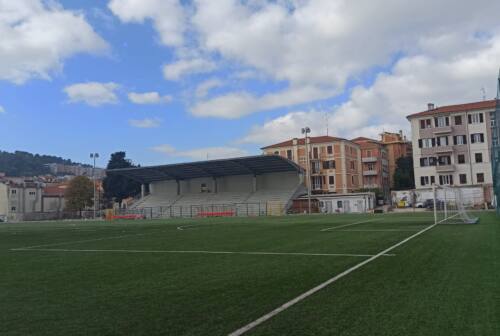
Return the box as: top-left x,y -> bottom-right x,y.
457,154 -> 465,164
477,173 -> 485,183
327,145 -> 333,155
322,160 -> 335,169
337,201 -> 343,208
439,175 -> 453,185
350,161 -> 355,170
420,157 -> 429,167
429,157 -> 437,166
420,119 -> 432,129
459,174 -> 467,184
438,156 -> 451,165
274,151 -> 279,155
200,183 -> 208,193
11,189 -> 16,195
286,150 -> 293,160
435,116 -> 449,127
351,175 -> 356,184
453,135 -> 467,145
468,113 -> 484,124
367,163 -> 375,170
11,206 -> 16,212
436,136 -> 449,146
430,176 -> 435,184
420,176 -> 430,186
329,176 -> 335,185
475,153 -> 483,163
454,115 -> 462,125
366,150 -> 372,157
470,133 -> 485,144
419,138 -> 435,148
313,147 -> 319,159
311,161 -> 321,174
29,191 -> 36,196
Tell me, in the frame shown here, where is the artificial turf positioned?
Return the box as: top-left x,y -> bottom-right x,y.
0,212 -> 498,335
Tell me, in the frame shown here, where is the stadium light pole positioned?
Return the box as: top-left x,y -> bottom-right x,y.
90,153 -> 99,219
301,127 -> 312,214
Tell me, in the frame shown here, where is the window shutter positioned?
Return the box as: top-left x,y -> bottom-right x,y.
445,136 -> 449,146
463,135 -> 467,144
418,139 -> 423,148
421,176 -> 425,186
445,117 -> 449,126
480,113 -> 484,123
436,137 -> 441,146
468,114 -> 472,124
434,117 -> 438,127
453,136 -> 457,145
432,138 -> 436,147
471,134 -> 475,143
480,133 -> 484,142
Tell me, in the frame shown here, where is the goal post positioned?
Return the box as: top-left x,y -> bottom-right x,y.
432,185 -> 479,224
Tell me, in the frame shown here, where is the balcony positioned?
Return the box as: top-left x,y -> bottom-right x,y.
363,170 -> 378,176
433,126 -> 453,135
435,145 -> 454,154
436,164 -> 455,173
362,157 -> 378,163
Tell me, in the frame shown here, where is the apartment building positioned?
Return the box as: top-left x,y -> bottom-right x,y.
0,180 -> 44,221
262,136 -> 362,193
407,100 -> 495,200
351,137 -> 390,198
380,131 -> 412,188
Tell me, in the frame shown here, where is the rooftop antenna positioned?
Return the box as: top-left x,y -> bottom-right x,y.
481,87 -> 486,101
497,68 -> 500,100
325,112 -> 329,136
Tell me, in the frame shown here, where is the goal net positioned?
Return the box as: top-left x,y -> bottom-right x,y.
433,185 -> 479,224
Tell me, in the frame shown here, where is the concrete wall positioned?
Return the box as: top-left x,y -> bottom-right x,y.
256,171 -> 300,190
42,196 -> 65,212
0,183 -> 7,218
318,194 -> 375,213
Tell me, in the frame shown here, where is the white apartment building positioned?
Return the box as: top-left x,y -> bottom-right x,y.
407,100 -> 495,202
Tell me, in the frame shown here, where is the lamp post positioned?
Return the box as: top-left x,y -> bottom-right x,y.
90,153 -> 99,219
301,127 -> 311,214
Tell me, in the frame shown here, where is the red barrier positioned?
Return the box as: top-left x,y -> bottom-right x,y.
198,211 -> 235,217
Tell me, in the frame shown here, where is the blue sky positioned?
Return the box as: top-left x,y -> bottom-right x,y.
1,1 -> 499,168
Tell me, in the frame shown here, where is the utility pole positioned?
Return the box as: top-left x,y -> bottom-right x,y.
301,127 -> 311,214
90,153 -> 99,219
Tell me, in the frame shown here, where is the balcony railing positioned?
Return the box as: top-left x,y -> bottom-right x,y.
362,157 -> 378,163
363,170 -> 378,176
433,126 -> 453,134
436,164 -> 455,173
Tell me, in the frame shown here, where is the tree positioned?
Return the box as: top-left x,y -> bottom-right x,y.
102,152 -> 141,205
393,156 -> 415,190
65,176 -> 94,212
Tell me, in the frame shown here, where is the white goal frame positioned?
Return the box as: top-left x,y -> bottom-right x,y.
432,185 -> 479,224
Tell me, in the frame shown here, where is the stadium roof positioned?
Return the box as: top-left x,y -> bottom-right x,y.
106,155 -> 304,184
406,99 -> 497,119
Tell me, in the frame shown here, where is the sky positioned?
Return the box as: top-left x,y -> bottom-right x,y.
1,0 -> 500,168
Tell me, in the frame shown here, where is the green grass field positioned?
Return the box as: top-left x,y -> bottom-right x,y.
1,212 -> 499,336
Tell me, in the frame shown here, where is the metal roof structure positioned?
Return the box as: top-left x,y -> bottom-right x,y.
106,155 -> 304,184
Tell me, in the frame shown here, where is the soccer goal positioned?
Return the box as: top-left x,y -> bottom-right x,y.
432,185 -> 479,224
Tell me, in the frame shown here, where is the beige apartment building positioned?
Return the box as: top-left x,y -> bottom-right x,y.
407,100 -> 495,199
262,136 -> 362,193
380,131 -> 412,188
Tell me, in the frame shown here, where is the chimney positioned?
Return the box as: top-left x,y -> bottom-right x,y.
427,103 -> 435,110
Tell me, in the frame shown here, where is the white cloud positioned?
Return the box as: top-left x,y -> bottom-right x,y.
108,0 -> 186,47
163,58 -> 216,81
0,0 -> 108,84
191,86 -> 332,118
129,118 -> 161,128
240,34 -> 500,145
152,144 -> 248,160
195,78 -> 223,98
0,105 -> 5,114
128,91 -> 172,104
64,82 -> 120,106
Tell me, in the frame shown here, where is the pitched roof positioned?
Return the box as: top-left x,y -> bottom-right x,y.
407,99 -> 497,119
261,136 -> 348,149
351,136 -> 382,144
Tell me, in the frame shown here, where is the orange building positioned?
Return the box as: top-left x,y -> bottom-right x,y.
380,131 -> 412,188
262,136 -> 362,193
351,137 -> 390,199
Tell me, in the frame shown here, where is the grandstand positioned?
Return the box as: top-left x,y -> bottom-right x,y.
107,155 -> 306,218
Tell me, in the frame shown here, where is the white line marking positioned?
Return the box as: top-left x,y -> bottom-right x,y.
320,219 -> 381,232
12,231 -> 160,250
10,248 -> 395,258
177,224 -> 202,230
338,229 -> 421,232
228,223 -> 437,336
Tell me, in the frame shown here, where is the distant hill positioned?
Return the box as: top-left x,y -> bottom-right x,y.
0,150 -> 89,177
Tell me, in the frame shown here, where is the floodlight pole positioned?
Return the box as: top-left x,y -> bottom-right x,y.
302,127 -> 312,214
90,153 -> 99,220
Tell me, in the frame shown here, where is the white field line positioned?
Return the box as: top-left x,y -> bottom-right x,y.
177,224 -> 203,230
9,248 -> 395,258
11,231 -> 162,251
320,219 -> 381,232
338,229 -> 421,232
228,223 -> 437,336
